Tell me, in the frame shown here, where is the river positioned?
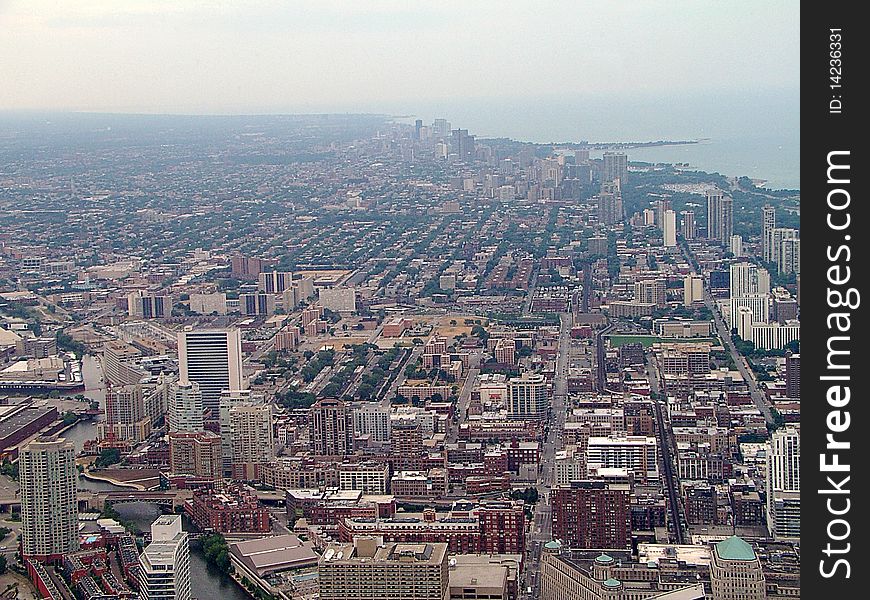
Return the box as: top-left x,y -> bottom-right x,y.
68,357 -> 249,600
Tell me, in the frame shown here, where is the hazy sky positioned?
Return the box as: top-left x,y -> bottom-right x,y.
1,1 -> 799,115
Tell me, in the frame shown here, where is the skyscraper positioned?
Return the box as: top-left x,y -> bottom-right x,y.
19,437 -> 79,560
257,271 -> 292,294
706,189 -> 733,244
602,151 -> 628,185
766,426 -> 800,540
450,129 -> 475,162
139,515 -> 191,600
177,328 -> 243,418
680,210 -> 697,240
597,180 -> 623,226
508,372 -> 550,420
663,209 -> 677,247
310,398 -> 354,456
99,384 -> 151,444
761,204 -> 776,262
170,380 -> 204,433
228,400 -> 275,480
729,263 -> 770,298
785,353 -> 800,398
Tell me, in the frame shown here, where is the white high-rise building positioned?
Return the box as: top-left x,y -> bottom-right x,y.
170,380 -> 204,433
178,328 -> 243,417
729,234 -> 743,258
766,427 -> 800,540
353,403 -> 392,443
728,295 -> 770,329
729,263 -> 770,298
508,373 -> 550,420
19,437 -> 79,560
706,189 -> 733,244
139,515 -> 191,600
663,209 -> 677,247
761,205 -> 776,262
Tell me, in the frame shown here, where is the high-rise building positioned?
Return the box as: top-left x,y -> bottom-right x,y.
729,263 -> 770,298
99,384 -> 151,444
169,380 -> 204,433
450,129 -> 475,162
663,209 -> 677,247
310,398 -> 354,456
239,292 -> 276,316
634,278 -> 667,308
551,480 -> 631,550
139,515 -> 191,600
168,430 -> 222,480
601,152 -> 628,185
19,437 -> 79,561
729,234 -> 743,257
709,536 -> 765,600
766,427 -> 800,540
230,255 -> 273,280
258,271 -> 292,293
319,539 -> 449,600
780,237 -> 801,275
769,227 -> 799,273
761,205 -> 777,262
432,118 -> 451,139
785,353 -> 800,398
597,180 -> 623,226
127,291 -> 171,319
507,373 -> 549,420
352,403 -> 392,443
177,328 -> 243,418
683,275 -> 704,306
681,210 -> 697,240
228,401 -> 274,480
706,189 -> 733,244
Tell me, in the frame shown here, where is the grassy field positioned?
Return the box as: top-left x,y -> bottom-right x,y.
606,335 -> 717,348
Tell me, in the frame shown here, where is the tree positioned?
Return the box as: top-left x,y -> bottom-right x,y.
0,554 -> 7,574
95,448 -> 122,468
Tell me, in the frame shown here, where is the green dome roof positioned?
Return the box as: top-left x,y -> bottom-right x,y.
715,536 -> 756,561
603,578 -> 621,588
595,554 -> 614,564
544,540 -> 562,550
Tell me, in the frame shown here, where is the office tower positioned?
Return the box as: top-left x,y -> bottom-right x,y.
414,119 -> 423,140
597,180 -> 623,226
706,189 -> 733,244
709,537 -> 766,600
450,129 -> 475,162
169,380 -> 204,433
257,271 -> 292,294
310,398 -> 354,456
139,515 -> 191,600
228,401 -> 274,480
507,372 -> 549,420
729,263 -> 770,298
240,292 -> 275,316
99,384 -> 150,444
730,234 -> 743,257
681,210 -> 697,240
766,427 -> 800,540
551,480 -> 631,550
352,403 -> 392,443
683,275 -> 704,306
168,431 -> 222,480
127,291 -> 170,319
785,353 -> 800,398
762,205 -> 777,262
319,539 -> 448,600
634,279 -> 667,307
19,437 -> 79,560
177,328 -> 243,417
602,151 -> 628,185
663,209 -> 677,246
